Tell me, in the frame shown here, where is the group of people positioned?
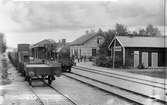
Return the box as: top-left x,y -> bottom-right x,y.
76,56 -> 86,63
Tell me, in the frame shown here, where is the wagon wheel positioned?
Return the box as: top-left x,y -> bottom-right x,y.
25,76 -> 28,81
28,77 -> 32,86
68,67 -> 71,73
48,75 -> 53,85
23,71 -> 26,77
41,75 -> 45,81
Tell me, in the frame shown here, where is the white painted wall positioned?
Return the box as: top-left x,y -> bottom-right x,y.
152,52 -> 158,67
142,52 -> 148,67
134,51 -> 139,68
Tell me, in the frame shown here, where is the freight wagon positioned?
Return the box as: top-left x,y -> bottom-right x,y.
8,43 -> 62,86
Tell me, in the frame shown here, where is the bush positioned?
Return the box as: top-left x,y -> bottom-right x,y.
137,63 -> 145,69
95,55 -> 106,67
105,57 -> 113,67
88,56 -> 94,61
95,55 -> 113,67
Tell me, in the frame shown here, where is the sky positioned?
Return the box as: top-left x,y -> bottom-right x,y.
0,0 -> 166,48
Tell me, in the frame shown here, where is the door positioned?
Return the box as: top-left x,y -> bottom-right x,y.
152,52 -> 158,67
142,52 -> 148,67
134,51 -> 139,68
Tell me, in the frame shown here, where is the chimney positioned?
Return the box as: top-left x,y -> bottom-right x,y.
85,30 -> 89,34
62,39 -> 66,45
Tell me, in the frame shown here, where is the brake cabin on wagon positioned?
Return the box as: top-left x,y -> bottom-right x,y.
108,35 -> 167,68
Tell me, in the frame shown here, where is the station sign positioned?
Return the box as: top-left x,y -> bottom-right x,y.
134,51 -> 139,55
114,46 -> 122,51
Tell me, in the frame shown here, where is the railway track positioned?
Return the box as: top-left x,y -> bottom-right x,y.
25,82 -> 45,105
26,81 -> 78,105
73,66 -> 167,90
61,66 -> 167,105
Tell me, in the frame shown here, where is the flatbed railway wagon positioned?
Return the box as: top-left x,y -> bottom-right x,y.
24,63 -> 61,85
9,43 -> 62,86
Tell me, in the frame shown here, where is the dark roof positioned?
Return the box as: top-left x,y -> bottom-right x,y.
32,39 -> 56,48
109,36 -> 167,48
70,33 -> 96,46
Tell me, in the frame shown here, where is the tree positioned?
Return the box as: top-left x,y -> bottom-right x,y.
138,24 -> 161,36
0,33 -> 6,53
132,31 -> 138,36
96,28 -> 104,37
2,41 -> 6,53
97,23 -> 129,56
98,29 -> 115,56
139,29 -> 147,36
95,29 -> 115,67
115,23 -> 128,35
145,24 -> 161,36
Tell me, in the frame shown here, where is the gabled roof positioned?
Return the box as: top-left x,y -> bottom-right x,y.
70,33 -> 96,46
109,36 -> 167,48
32,39 -> 56,48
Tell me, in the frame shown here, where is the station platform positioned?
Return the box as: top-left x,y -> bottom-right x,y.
0,61 -> 41,105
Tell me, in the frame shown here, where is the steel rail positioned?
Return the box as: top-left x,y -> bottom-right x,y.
69,67 -> 167,104
73,66 -> 167,89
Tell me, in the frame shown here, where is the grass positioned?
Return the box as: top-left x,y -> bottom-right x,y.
127,69 -> 167,79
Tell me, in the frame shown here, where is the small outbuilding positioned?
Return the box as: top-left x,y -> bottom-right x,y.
108,36 -> 167,68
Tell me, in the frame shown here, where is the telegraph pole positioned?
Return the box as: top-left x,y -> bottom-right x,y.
113,38 -> 116,69
113,32 -> 117,69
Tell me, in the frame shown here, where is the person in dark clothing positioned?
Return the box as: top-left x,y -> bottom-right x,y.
80,56 -> 83,62
84,56 -> 86,62
77,56 -> 80,63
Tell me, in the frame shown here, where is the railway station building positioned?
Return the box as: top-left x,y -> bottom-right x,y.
70,31 -> 104,58
108,36 -> 167,68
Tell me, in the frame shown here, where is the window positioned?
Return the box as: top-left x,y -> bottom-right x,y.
97,38 -> 100,44
92,48 -> 96,56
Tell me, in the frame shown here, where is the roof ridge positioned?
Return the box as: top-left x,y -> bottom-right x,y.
70,33 -> 97,46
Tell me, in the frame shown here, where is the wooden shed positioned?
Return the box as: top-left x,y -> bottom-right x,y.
108,36 -> 167,68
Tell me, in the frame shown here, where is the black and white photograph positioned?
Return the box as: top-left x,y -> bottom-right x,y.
0,0 -> 166,105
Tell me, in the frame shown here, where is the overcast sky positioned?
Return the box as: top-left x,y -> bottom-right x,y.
0,0 -> 166,47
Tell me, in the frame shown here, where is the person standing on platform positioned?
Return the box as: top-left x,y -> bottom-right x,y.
77,56 -> 80,63
84,56 -> 86,62
80,56 -> 83,62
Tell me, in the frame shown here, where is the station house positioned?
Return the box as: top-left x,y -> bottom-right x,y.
70,31 -> 104,58
108,35 -> 167,68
